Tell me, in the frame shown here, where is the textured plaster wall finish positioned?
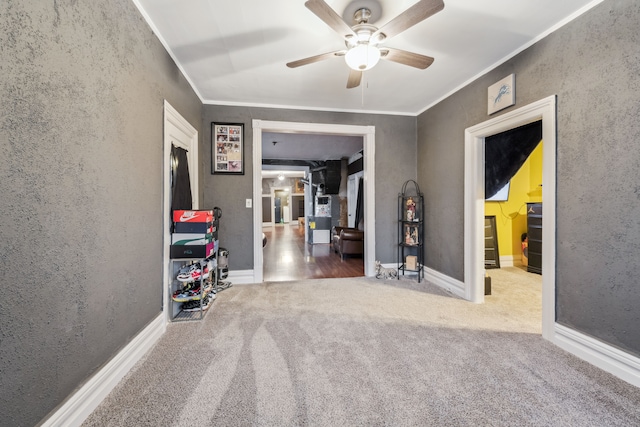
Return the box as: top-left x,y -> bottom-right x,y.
0,1 -> 201,425
417,0 -> 640,356
203,105 -> 416,269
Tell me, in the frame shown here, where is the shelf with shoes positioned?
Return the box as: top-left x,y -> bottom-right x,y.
170,255 -> 218,321
169,208 -> 220,321
397,180 -> 425,282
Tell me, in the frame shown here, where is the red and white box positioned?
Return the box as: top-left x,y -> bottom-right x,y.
173,210 -> 214,223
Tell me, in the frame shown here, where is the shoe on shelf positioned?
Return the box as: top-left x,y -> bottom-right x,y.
177,264 -> 203,282
182,300 -> 201,312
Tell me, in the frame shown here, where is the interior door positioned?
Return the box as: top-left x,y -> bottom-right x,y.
347,173 -> 361,228
274,196 -> 282,223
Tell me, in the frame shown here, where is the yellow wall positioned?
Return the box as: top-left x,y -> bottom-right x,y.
485,141 -> 543,257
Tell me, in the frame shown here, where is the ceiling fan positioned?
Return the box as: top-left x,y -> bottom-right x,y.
286,0 -> 444,89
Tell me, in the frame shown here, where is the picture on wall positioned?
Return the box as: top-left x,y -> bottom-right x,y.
212,123 -> 244,174
487,74 -> 515,115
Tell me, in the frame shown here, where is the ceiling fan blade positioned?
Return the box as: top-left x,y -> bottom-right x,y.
372,0 -> 444,42
346,69 -> 362,89
286,51 -> 345,68
305,0 -> 356,39
380,47 -> 434,69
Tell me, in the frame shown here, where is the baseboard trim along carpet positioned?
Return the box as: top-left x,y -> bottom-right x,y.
423,266 -> 466,299
499,255 -> 515,267
230,269 -> 255,284
41,313 -> 166,427
554,323 -> 640,388
382,263 -> 465,299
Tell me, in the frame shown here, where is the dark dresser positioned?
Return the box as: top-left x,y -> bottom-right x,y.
527,202 -> 542,274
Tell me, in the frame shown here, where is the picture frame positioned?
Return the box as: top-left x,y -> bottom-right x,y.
212,122 -> 244,174
404,225 -> 419,245
487,74 -> 515,115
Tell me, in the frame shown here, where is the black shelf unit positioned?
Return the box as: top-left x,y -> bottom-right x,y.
527,202 -> 542,275
397,180 -> 424,282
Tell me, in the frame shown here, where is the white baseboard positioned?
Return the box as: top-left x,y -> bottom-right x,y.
228,269 -> 255,284
382,264 -> 465,298
41,313 -> 166,427
423,266 -> 466,299
554,323 -> 640,388
499,255 -> 514,267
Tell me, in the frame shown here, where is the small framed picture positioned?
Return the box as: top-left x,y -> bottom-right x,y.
212,123 -> 244,174
404,225 -> 419,245
488,74 -> 515,115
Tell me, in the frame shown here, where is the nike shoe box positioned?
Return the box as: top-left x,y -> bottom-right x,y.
173,220 -> 218,235
173,210 -> 214,223
171,233 -> 213,245
173,221 -> 214,234
170,242 -> 215,259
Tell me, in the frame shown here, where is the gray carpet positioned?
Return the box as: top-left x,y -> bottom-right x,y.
84,268 -> 640,426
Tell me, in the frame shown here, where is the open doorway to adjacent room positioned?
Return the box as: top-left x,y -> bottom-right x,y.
465,95 -> 556,340
252,120 -> 375,284
483,120 -> 543,329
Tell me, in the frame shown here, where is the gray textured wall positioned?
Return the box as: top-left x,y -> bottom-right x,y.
417,0 -> 640,356
202,106 -> 416,269
0,1 -> 202,425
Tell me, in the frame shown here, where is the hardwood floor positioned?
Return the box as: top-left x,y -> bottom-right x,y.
262,223 -> 364,282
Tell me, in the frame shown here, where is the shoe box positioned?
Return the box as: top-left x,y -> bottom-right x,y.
173,209 -> 215,223
173,220 -> 216,234
171,210 -> 219,259
170,241 -> 215,259
171,233 -> 214,245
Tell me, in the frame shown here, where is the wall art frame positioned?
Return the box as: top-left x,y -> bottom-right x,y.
212,122 -> 244,174
488,74 -> 515,115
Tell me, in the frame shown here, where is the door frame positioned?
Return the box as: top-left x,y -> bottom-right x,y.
252,120 -> 376,283
163,100 -> 198,323
271,186 -> 292,224
464,95 -> 556,340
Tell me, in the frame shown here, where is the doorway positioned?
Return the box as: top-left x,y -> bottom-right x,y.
465,96 -> 556,340
252,120 -> 376,284
162,101 -> 198,323
273,188 -> 291,224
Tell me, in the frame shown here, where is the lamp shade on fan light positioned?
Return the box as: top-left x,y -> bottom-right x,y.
345,44 -> 380,71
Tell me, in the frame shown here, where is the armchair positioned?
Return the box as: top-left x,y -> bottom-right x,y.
332,226 -> 364,260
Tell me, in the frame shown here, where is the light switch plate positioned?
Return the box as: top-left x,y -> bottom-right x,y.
246,199 -> 252,208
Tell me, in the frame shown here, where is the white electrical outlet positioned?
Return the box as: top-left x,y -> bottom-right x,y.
246,199 -> 252,208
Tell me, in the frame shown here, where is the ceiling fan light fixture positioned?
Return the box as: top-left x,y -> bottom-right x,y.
345,44 -> 380,71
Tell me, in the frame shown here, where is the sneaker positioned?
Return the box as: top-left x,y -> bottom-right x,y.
201,264 -> 210,280
201,294 -> 214,311
182,300 -> 201,311
177,264 -> 203,282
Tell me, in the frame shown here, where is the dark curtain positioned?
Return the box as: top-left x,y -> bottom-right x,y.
354,177 -> 364,229
485,120 -> 542,199
171,145 -> 193,211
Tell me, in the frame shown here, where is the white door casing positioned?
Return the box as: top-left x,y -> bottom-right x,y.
253,120 -> 375,283
464,95 -> 556,340
163,101 -> 198,323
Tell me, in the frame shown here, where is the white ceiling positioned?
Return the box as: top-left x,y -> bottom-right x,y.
134,0 -> 600,115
